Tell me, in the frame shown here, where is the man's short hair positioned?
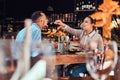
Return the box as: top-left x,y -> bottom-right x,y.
31,11 -> 43,22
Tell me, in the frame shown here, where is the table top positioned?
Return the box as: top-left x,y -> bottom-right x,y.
42,53 -> 93,66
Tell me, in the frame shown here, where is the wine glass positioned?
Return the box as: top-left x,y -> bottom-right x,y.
21,40 -> 55,80
86,41 -> 118,80
0,39 -> 15,79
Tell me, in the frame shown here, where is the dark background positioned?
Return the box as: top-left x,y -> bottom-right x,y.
0,0 -> 105,38
0,0 -> 103,20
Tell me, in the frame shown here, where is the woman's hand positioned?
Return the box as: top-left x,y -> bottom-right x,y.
54,20 -> 66,27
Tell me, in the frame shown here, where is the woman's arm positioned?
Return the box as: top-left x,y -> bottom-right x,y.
54,20 -> 82,37
97,35 -> 104,54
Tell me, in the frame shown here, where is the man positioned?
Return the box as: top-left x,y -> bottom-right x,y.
16,11 -> 48,42
10,11 -> 51,80
15,11 -> 48,58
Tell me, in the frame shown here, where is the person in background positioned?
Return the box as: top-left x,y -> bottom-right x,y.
54,16 -> 104,77
16,11 -> 48,42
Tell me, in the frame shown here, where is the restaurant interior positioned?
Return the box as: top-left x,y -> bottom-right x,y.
0,0 -> 120,80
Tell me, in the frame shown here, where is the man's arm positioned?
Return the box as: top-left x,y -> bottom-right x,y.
15,29 -> 25,41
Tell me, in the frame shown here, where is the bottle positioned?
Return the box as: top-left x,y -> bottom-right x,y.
81,1 -> 84,10
76,3 -> 79,11
57,36 -> 64,53
88,1 -> 91,10
70,13 -> 74,22
74,14 -> 77,22
79,2 -> 81,10
92,2 -> 96,9
65,35 -> 70,53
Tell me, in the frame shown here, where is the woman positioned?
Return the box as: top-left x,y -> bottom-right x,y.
54,16 -> 104,76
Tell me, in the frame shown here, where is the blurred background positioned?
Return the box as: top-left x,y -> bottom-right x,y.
0,0 -> 103,38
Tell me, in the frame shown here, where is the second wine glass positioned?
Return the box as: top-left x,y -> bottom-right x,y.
86,41 -> 118,80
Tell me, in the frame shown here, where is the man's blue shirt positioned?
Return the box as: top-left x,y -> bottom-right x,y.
15,23 -> 42,57
16,23 -> 41,42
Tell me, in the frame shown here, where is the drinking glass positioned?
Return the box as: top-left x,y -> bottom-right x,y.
0,39 -> 15,79
12,40 -> 57,80
86,41 -> 118,80
0,39 -> 57,80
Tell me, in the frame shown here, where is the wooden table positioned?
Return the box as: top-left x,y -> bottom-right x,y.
42,53 -> 88,79
42,53 -> 87,68
0,52 -> 116,80
42,53 -> 115,80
